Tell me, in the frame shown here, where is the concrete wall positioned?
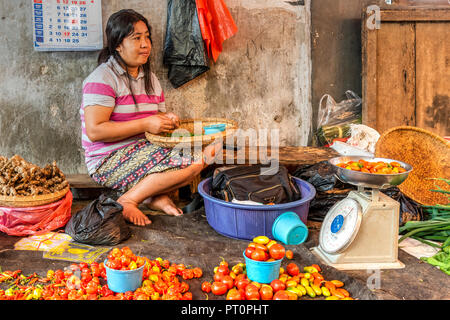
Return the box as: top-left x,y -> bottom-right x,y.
0,0 -> 312,174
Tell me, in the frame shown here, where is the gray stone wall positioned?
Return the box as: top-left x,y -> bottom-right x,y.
0,0 -> 311,174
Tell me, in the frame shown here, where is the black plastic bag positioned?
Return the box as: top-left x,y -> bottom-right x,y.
382,187 -> 424,225
65,194 -> 131,246
293,161 -> 354,221
163,0 -> 209,88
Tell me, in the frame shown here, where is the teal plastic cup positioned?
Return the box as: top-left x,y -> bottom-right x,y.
272,211 -> 308,245
104,260 -> 145,293
243,251 -> 282,284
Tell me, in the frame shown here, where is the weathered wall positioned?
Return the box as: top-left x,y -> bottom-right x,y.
0,0 -> 312,174
310,0 -> 449,136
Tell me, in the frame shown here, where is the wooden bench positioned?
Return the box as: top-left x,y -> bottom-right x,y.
67,146 -> 339,194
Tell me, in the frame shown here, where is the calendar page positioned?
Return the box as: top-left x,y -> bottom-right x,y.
32,0 -> 103,51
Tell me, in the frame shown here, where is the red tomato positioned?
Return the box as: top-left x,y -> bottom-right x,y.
226,288 -> 243,300
286,263 -> 300,276
78,262 -> 88,269
213,272 -> 225,282
85,281 -> 98,295
211,282 -> 228,296
201,281 -> 211,293
216,265 -> 229,276
251,249 -> 267,261
234,277 -> 250,291
120,255 -> 131,268
110,248 -> 122,259
245,247 -> 255,258
270,279 -> 286,292
285,250 -> 294,260
182,292 -> 193,300
221,275 -> 234,290
259,286 -> 273,300
273,290 -> 290,300
245,284 -> 260,300
269,243 -> 285,260
192,267 -> 203,278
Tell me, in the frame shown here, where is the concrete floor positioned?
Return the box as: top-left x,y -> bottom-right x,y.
1,194 -> 449,300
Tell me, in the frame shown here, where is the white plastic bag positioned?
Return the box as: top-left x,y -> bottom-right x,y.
346,124 -> 380,154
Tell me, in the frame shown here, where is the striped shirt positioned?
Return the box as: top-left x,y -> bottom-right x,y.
80,56 -> 166,174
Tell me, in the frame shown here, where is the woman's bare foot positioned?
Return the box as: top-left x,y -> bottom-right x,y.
144,194 -> 183,216
117,197 -> 152,226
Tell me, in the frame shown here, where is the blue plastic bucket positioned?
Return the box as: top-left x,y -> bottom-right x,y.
243,251 -> 282,284
198,177 -> 316,241
104,260 -> 145,293
272,211 -> 308,245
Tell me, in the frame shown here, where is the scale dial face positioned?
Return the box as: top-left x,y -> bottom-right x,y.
319,197 -> 362,254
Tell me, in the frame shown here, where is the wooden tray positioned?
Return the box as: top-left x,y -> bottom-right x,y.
375,126 -> 450,205
0,186 -> 70,208
145,118 -> 238,148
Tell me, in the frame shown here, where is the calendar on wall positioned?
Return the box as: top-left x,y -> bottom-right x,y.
32,0 -> 103,51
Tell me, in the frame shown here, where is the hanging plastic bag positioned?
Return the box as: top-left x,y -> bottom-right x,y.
0,191 -> 73,237
316,90 -> 362,146
64,194 -> 130,246
195,0 -> 238,62
163,0 -> 210,88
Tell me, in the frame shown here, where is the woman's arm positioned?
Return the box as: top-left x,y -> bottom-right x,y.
84,105 -> 176,142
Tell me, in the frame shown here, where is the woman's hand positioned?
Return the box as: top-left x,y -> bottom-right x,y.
164,112 -> 180,128
145,114 -> 177,134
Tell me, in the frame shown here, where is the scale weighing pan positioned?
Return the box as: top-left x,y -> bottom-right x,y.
312,156 -> 413,270
329,156 -> 413,190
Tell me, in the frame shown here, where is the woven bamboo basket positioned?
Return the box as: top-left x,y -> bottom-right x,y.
145,118 -> 238,149
375,126 -> 450,206
0,186 -> 70,208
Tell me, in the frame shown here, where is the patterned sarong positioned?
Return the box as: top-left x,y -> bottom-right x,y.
91,139 -> 200,192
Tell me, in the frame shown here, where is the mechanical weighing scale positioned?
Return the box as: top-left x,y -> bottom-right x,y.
312,156 -> 413,270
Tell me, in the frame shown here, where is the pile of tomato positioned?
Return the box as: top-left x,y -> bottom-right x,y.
0,246 -> 202,300
105,247 -> 146,270
244,236 -> 286,261
202,236 -> 354,300
336,159 -> 406,174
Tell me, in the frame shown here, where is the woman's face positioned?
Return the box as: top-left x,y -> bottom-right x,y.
116,20 -> 152,69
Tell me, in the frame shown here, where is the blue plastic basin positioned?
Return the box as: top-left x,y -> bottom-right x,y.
198,177 -> 316,241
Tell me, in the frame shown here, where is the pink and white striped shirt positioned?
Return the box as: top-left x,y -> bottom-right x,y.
80,56 -> 166,174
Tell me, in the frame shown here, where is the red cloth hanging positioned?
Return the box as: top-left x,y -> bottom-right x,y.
195,0 -> 238,62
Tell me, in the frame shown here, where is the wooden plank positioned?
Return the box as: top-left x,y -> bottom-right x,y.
361,10 -> 378,129
380,8 -> 450,22
375,22 -> 416,134
220,146 -> 339,166
66,174 -> 103,189
415,22 -> 450,137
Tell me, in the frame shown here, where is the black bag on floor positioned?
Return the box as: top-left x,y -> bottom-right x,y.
211,164 -> 302,204
65,194 -> 131,246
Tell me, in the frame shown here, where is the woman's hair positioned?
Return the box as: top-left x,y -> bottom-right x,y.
98,9 -> 154,100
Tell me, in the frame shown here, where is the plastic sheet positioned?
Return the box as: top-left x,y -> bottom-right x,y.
195,0 -> 238,62
163,0 -> 209,88
0,191 -> 73,237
